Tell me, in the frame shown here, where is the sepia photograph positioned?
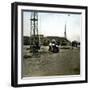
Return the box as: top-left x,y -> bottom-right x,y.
22,11 -> 81,77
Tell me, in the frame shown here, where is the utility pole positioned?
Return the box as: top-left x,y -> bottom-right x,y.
64,14 -> 70,39
64,24 -> 67,39
30,12 -> 40,54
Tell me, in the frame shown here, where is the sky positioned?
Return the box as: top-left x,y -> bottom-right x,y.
23,11 -> 81,42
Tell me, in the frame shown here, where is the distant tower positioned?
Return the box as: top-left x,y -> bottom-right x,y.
64,24 -> 67,39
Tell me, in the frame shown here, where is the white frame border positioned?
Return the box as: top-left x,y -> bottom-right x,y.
17,5 -> 86,84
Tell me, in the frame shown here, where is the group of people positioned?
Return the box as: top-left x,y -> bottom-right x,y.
30,39 -> 60,53
48,39 -> 60,53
